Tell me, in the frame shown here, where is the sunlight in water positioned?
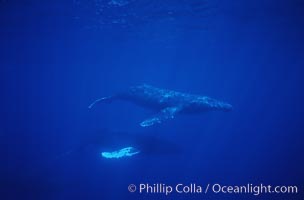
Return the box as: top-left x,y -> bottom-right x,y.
108,0 -> 129,7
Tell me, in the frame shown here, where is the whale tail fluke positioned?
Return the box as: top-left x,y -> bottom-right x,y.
88,96 -> 113,109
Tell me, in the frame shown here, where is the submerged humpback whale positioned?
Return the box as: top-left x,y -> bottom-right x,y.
56,129 -> 183,159
89,84 -> 232,127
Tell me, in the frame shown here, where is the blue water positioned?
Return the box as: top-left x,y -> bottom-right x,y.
1,0 -> 304,199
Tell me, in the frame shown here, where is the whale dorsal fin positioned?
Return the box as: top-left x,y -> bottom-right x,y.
140,106 -> 182,127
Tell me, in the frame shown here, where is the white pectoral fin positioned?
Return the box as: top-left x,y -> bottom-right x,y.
140,106 -> 181,127
140,117 -> 162,127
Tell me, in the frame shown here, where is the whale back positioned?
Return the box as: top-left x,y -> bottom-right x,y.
115,84 -> 232,113
118,84 -> 183,109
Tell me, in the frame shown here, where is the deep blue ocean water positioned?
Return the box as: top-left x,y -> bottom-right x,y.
1,0 -> 304,199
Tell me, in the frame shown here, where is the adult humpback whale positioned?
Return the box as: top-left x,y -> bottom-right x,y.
89,84 -> 232,127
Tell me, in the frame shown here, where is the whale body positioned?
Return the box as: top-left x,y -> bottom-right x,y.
89,84 -> 232,127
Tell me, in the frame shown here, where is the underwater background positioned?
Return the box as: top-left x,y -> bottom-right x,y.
1,0 -> 304,199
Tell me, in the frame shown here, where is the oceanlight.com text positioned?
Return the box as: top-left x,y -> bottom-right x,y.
128,183 -> 299,196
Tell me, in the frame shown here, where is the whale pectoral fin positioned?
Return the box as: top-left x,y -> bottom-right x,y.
140,107 -> 182,127
88,96 -> 114,109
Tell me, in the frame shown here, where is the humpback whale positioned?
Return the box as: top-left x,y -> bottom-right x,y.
56,129 -> 183,160
89,84 -> 232,127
